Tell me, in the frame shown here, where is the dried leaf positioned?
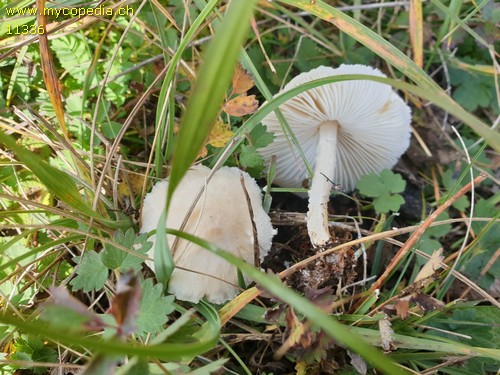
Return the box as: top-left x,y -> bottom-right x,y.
232,64 -> 255,94
265,303 -> 286,323
45,287 -> 106,331
414,248 -> 444,282
37,0 -> 68,139
196,146 -> 208,160
284,307 -> 306,347
394,298 -> 410,320
108,273 -> 141,337
412,293 -> 445,312
378,318 -> 395,352
305,286 -> 335,311
223,94 -> 258,117
347,350 -> 367,375
118,171 -> 146,204
295,361 -> 308,375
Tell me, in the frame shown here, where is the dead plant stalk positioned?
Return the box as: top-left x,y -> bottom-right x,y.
368,172 -> 487,294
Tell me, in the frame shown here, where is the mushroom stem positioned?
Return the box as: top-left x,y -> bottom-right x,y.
307,120 -> 339,248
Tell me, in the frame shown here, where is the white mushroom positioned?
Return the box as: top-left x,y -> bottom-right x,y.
258,65 -> 412,248
140,165 -> 274,304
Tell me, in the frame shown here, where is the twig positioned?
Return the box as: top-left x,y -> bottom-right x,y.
442,126 -> 475,285
368,173 -> 487,294
240,175 -> 260,268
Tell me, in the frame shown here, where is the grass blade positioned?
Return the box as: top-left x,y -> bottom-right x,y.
36,0 -> 68,139
166,228 -> 408,375
0,302 -> 220,360
0,131 -> 125,228
167,0 -> 259,201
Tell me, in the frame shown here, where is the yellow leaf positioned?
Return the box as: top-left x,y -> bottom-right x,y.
207,119 -> 234,148
295,361 -> 308,375
232,63 -> 255,94
118,171 -> 146,202
223,94 -> 258,117
196,120 -> 233,159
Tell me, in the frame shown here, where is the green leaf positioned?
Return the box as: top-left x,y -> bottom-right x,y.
295,37 -> 328,71
416,212 -> 451,265
70,252 -> 108,292
101,228 -> 152,272
429,306 -> 500,355
239,144 -> 263,170
373,193 -> 405,214
101,121 -> 124,139
249,123 -> 275,149
136,279 -> 175,335
12,336 -> 57,374
356,174 -> 386,198
51,34 -> 96,84
356,170 -> 406,213
441,167 -> 471,211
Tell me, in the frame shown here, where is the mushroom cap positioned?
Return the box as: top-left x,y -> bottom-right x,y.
258,64 -> 412,192
140,165 -> 274,304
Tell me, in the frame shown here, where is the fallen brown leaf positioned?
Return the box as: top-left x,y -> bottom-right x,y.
414,248 -> 443,282
232,64 -> 255,94
223,94 -> 258,117
394,298 -> 410,320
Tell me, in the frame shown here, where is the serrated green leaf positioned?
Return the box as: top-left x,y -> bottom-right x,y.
249,123 -> 275,149
356,170 -> 406,213
70,252 -> 108,292
380,169 -> 406,193
101,228 -> 134,269
430,307 -> 500,350
356,173 -> 386,197
239,144 -> 264,170
450,68 -> 494,112
101,229 -> 152,272
52,34 -> 95,84
136,279 -> 175,335
373,193 -> 405,214
295,38 -> 328,71
121,233 -> 152,272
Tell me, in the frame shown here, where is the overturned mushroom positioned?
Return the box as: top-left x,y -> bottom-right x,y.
258,65 -> 412,248
140,165 -> 275,304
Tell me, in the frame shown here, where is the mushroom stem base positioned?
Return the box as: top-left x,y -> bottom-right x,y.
307,120 -> 339,248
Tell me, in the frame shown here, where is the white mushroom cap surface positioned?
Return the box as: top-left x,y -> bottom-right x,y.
258,65 -> 412,247
140,165 -> 274,304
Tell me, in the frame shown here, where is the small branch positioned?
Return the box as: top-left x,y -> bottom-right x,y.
240,175 -> 260,268
368,173 -> 487,293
